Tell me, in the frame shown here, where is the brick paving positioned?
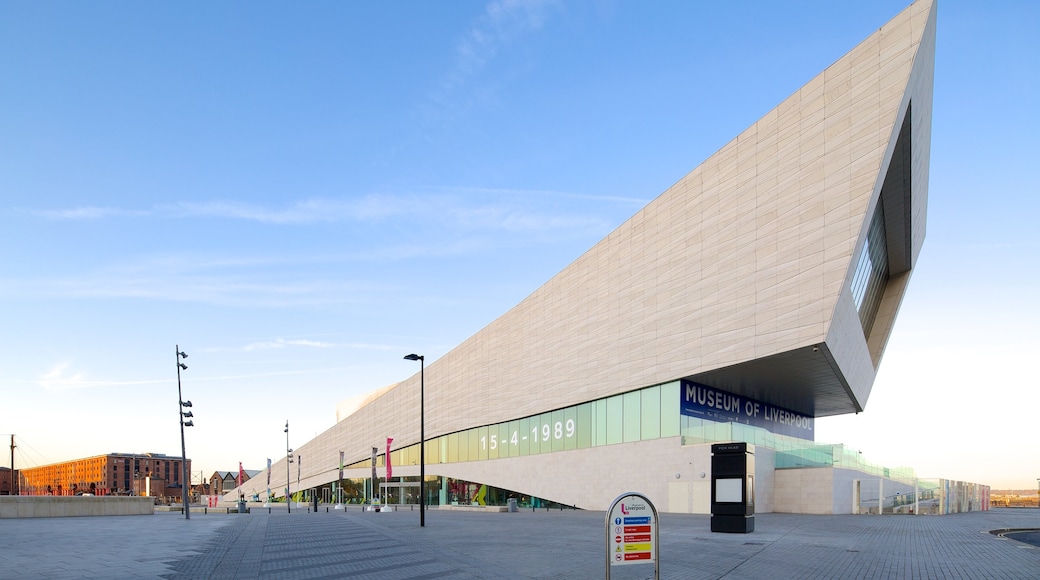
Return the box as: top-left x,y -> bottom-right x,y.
0,507 -> 1037,578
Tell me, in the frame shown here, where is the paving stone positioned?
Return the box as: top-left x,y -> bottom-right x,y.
0,507 -> 1037,578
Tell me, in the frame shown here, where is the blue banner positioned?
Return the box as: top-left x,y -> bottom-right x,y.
680,381 -> 814,440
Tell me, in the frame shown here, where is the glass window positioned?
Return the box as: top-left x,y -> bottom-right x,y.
575,403 -> 591,449
499,423 -> 511,458
447,433 -> 459,463
660,382 -> 680,437
518,417 -> 530,456
594,400 -> 607,446
489,424 -> 501,460
507,420 -> 521,457
623,390 -> 641,443
456,430 -> 468,462
477,426 -> 489,461
564,406 -> 578,450
851,202 -> 889,336
606,395 -> 623,445
551,409 -> 566,452
423,438 -> 437,465
467,430 -> 478,461
539,412 -> 554,454
641,386 -> 661,440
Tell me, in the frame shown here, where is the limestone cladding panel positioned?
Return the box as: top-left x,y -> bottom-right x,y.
774,468 -> 837,515
432,438 -> 705,514
236,1 -> 935,498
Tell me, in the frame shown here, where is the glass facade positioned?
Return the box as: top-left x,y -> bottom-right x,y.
850,202 -> 889,337
337,379 -> 939,512
347,381 -> 682,473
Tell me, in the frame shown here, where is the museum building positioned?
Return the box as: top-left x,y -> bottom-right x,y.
231,0 -> 987,515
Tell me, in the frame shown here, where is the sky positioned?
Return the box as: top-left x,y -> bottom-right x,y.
1,1 -> 1037,491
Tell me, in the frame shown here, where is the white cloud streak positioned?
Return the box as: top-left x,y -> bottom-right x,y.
37,362 -> 168,391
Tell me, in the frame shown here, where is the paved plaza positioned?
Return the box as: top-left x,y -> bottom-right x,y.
1,507 -> 1038,578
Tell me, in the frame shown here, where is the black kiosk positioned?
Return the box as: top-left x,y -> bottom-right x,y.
710,442 -> 755,533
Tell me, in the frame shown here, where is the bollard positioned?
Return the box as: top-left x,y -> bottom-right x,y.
204,507 -> 207,515
269,507 -> 271,514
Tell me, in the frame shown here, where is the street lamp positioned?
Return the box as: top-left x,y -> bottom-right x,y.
176,346 -> 192,520
285,421 -> 293,514
403,353 -> 425,527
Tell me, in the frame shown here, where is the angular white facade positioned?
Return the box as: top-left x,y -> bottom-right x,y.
233,0 -> 937,514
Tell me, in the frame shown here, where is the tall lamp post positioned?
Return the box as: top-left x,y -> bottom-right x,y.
176,346 -> 193,520
403,353 -> 425,527
285,421 -> 293,514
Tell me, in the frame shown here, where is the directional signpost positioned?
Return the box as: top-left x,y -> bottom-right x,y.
605,492 -> 659,579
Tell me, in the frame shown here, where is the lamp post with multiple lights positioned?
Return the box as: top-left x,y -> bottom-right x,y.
285,421 -> 293,514
176,346 -> 193,520
403,353 -> 425,527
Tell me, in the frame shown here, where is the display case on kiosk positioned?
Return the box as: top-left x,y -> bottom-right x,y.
711,442 -> 755,533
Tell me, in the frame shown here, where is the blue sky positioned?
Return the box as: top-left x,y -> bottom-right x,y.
2,0 -> 1037,490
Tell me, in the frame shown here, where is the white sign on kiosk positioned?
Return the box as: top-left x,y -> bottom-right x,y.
605,492 -> 659,579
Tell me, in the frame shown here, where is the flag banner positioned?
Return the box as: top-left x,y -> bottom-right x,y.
267,458 -> 272,485
238,462 -> 244,487
338,451 -> 344,481
386,437 -> 394,480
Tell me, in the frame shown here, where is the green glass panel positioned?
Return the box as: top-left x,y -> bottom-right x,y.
430,437 -> 442,464
489,423 -> 500,459
606,395 -> 623,445
564,406 -> 578,450
623,390 -> 640,443
594,400 -> 607,446
499,422 -> 511,458
518,417 -> 530,456
467,428 -> 478,463
540,412 -> 554,453
477,426 -> 489,461
507,420 -> 521,457
660,382 -> 680,437
447,433 -> 459,463
551,409 -> 566,452
458,429 -> 470,462
575,403 -> 591,449
641,386 -> 660,440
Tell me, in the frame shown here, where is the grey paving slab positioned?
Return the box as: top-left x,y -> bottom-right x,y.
0,507 -> 1037,579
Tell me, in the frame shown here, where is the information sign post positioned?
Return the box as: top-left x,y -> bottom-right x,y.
605,492 -> 659,579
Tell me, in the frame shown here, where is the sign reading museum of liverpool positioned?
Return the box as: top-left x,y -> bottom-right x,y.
605,492 -> 659,579
681,380 -> 815,440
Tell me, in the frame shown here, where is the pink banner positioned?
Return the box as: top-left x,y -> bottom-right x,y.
386,437 -> 394,479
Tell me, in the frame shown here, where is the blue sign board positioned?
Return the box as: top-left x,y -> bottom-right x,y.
680,381 -> 814,440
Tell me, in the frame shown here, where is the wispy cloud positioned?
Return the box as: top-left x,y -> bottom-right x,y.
32,206 -> 150,220
37,362 -> 167,391
206,339 -> 397,353
170,196 -> 412,224
425,0 -> 561,123
25,186 -> 641,232
241,338 -> 335,351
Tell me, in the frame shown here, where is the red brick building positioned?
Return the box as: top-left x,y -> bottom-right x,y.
0,466 -> 17,495
19,453 -> 191,499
